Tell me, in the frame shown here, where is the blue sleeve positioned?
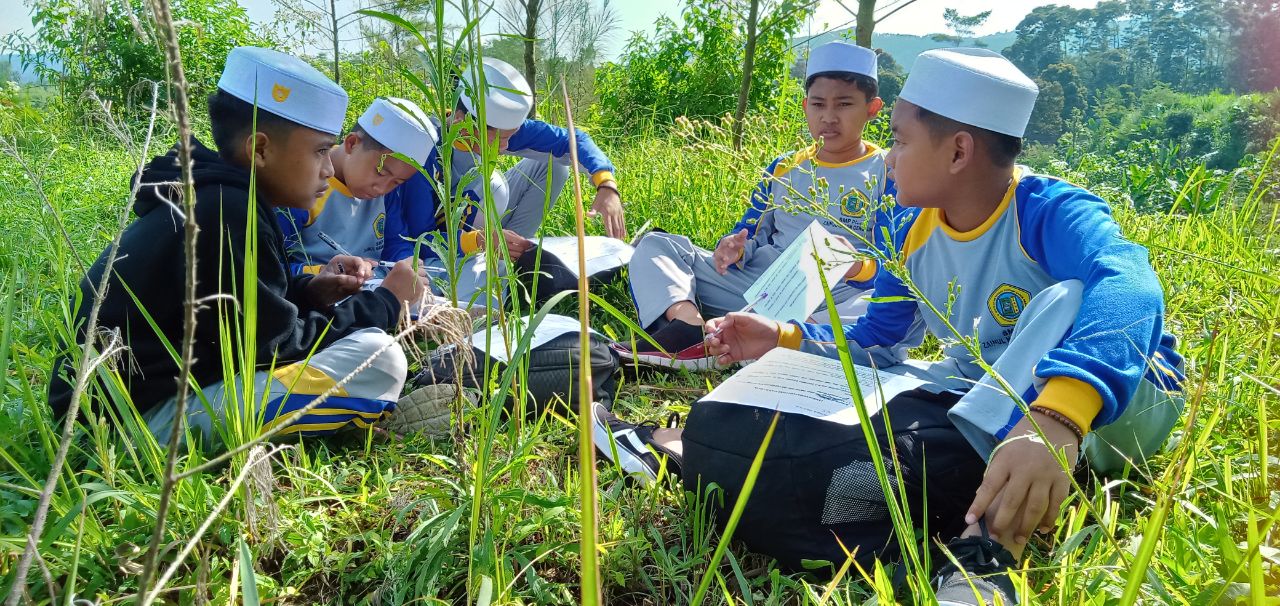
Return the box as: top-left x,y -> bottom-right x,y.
1017,178 -> 1169,428
505,119 -> 615,177
275,207 -> 313,275
728,155 -> 784,240
842,176 -> 897,290
795,203 -> 921,363
383,170 -> 448,262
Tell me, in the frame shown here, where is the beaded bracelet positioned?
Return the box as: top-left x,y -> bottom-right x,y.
1029,405 -> 1085,443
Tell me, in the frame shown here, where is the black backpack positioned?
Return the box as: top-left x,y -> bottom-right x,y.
413,319 -> 620,415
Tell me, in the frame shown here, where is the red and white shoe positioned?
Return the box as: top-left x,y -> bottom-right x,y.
611,341 -> 720,371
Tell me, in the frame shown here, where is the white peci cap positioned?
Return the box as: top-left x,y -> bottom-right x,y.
216,46 -> 348,135
806,40 -> 878,82
458,57 -> 533,130
356,97 -> 437,165
899,48 -> 1039,138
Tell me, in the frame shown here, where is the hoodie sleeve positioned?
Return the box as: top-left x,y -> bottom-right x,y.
505,119 -> 615,186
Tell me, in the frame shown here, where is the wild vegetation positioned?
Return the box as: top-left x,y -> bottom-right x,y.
1,0 -> 1278,604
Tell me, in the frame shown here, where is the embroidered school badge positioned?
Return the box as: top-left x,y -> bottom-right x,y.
987,283 -> 1031,327
372,113 -> 385,126
272,83 -> 291,103
374,212 -> 386,239
840,188 -> 870,218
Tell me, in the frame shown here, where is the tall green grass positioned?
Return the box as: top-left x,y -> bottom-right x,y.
1,7 -> 1278,603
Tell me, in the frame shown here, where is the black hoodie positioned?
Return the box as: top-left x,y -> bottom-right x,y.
48,139 -> 401,418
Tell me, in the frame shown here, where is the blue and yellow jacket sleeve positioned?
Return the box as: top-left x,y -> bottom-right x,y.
383,152 -> 487,262
1014,176 -> 1180,429
779,203 -> 921,367
275,207 -> 322,275
506,119 -> 617,187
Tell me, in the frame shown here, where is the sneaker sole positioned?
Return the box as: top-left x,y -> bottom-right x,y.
614,346 -> 719,372
591,409 -> 658,484
383,384 -> 463,436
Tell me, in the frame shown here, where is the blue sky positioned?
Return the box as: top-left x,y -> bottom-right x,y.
1,0 -> 1101,61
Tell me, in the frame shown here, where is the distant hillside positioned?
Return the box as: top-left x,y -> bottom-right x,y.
793,30 -> 1018,69
1,54 -> 40,83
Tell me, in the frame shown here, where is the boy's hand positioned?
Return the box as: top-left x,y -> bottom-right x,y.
307,255 -> 372,307
589,185 -> 627,240
476,230 -> 534,260
713,229 -> 749,275
704,312 -> 781,364
966,412 -> 1079,546
380,259 -> 429,309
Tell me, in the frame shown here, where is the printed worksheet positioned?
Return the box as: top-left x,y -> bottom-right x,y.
743,220 -> 858,323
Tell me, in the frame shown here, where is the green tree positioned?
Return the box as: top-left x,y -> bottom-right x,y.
931,8 -> 991,46
4,0 -> 265,112
1025,78 -> 1065,144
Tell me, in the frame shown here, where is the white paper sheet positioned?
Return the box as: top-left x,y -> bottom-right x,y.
700,348 -> 927,425
743,220 -> 858,323
535,236 -> 634,278
470,313 -> 602,363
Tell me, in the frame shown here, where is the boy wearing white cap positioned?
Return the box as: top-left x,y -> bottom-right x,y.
394,57 -> 626,266
276,96 -> 437,274
617,40 -> 888,370
48,47 -> 431,449
596,48 -> 1184,602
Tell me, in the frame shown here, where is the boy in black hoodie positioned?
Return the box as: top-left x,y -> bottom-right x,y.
49,46 -> 430,448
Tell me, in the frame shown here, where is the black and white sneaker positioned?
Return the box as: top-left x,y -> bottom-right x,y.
932,531 -> 1021,605
590,402 -> 682,484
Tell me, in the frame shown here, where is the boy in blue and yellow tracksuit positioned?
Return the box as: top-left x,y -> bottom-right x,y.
276,97 -> 436,276
619,41 -> 888,370
597,49 -> 1184,602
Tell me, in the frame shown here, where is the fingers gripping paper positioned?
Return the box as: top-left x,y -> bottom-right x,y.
700,348 -> 926,425
743,220 -> 857,323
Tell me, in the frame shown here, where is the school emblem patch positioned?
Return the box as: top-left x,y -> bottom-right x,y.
271,83 -> 291,103
839,188 -> 870,218
374,212 -> 386,239
987,283 -> 1030,327
372,113 -> 385,126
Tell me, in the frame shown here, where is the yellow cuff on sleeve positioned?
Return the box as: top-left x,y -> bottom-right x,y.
777,322 -> 803,350
591,170 -> 616,188
1033,376 -> 1103,433
849,259 -> 877,282
460,231 -> 482,254
302,264 -> 324,275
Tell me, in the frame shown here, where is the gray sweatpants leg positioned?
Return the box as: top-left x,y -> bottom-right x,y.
945,280 -> 1184,473
502,157 -> 570,238
423,255 -> 502,309
627,232 -> 771,329
144,328 -> 408,451
628,232 -> 867,330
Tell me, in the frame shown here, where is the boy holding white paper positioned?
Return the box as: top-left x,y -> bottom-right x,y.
596,48 -> 1184,603
618,41 -> 889,370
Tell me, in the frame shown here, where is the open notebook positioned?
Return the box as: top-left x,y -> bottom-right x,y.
701,347 -> 927,426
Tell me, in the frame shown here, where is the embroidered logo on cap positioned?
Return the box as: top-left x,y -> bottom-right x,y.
372,113 -> 385,126
272,83 -> 291,103
987,283 -> 1030,327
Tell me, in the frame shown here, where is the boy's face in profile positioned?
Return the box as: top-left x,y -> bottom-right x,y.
885,99 -> 952,208
254,125 -> 337,209
804,76 -> 882,160
340,133 -> 418,199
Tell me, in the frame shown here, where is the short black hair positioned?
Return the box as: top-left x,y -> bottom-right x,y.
804,71 -> 878,101
913,104 -> 1023,167
207,89 -> 305,160
350,124 -> 387,151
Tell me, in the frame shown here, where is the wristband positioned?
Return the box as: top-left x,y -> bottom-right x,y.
1029,405 -> 1084,443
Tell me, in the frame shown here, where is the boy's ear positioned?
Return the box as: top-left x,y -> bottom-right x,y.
802,98 -> 808,109
949,131 -> 975,175
342,132 -> 361,153
868,96 -> 884,116
248,131 -> 271,170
